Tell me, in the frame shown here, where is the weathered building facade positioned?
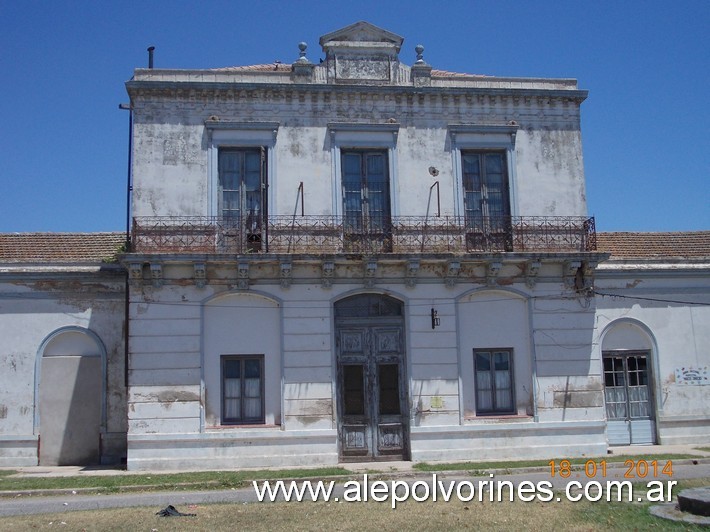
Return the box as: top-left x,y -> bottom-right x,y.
0,233 -> 127,466
122,21 -> 609,470
594,232 -> 710,447
0,22 -> 707,470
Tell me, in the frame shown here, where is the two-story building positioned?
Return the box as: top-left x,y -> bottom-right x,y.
122,21 -> 609,470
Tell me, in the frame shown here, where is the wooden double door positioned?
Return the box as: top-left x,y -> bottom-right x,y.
336,315 -> 408,461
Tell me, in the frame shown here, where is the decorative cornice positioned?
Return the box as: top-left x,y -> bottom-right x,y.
119,253 -> 610,289
127,80 -> 588,104
327,122 -> 400,133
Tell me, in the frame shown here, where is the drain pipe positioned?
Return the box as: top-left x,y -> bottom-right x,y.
118,100 -> 133,389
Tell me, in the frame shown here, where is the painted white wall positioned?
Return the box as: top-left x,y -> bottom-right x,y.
0,274 -> 125,466
458,289 -> 532,418
595,269 -> 710,444
203,292 -> 282,427
130,85 -> 588,222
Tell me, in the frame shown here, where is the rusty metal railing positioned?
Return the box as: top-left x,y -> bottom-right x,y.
131,215 -> 596,254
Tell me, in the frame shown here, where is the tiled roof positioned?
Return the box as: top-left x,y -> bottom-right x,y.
597,231 -> 710,259
2,231 -> 707,262
0,232 -> 126,264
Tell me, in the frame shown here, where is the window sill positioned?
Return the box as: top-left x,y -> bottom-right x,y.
464,414 -> 532,424
206,424 -> 280,430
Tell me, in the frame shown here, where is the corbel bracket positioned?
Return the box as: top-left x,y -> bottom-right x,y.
563,260 -> 582,289
445,261 -> 461,288
525,260 -> 541,289
405,260 -> 420,288
486,261 -> 502,286
194,263 -> 206,289
321,261 -> 335,289
150,263 -> 163,288
280,261 -> 292,289
237,261 -> 250,290
129,263 -> 144,287
364,259 -> 377,288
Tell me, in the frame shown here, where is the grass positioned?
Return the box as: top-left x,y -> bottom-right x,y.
0,467 -> 351,494
2,478 -> 709,531
413,454 -> 702,473
0,452 -> 703,494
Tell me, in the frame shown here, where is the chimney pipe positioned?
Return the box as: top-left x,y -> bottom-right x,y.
147,46 -> 155,69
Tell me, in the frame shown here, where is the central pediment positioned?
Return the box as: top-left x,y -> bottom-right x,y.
319,21 -> 405,84
319,21 -> 404,56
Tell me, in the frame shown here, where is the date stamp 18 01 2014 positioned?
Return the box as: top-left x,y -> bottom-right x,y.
549,459 -> 674,479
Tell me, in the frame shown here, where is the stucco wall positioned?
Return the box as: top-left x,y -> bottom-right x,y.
0,270 -> 126,466
125,260 -> 607,470
129,88 -> 587,221
595,266 -> 710,444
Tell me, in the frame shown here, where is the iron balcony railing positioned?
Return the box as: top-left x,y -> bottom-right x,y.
131,215 -> 596,255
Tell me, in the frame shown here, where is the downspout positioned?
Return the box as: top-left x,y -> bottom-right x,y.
119,102 -> 133,389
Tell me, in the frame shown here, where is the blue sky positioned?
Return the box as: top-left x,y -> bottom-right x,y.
1,0 -> 708,233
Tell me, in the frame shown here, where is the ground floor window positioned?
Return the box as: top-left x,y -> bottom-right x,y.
474,349 -> 514,414
221,355 -> 264,424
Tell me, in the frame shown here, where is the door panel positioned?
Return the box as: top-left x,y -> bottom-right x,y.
377,363 -> 405,456
603,352 -> 656,445
336,322 -> 407,461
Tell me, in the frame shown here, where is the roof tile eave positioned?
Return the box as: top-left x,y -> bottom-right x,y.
0,232 -> 126,264
596,231 -> 710,259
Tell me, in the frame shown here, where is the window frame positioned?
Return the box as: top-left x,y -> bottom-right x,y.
340,148 -> 391,231
328,122 -> 399,218
217,147 -> 267,221
461,150 -> 511,221
449,124 -> 518,219
220,354 -> 265,425
205,121 -> 278,219
473,348 -> 515,416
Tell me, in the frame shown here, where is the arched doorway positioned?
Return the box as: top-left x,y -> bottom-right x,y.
37,327 -> 104,465
334,294 -> 408,461
601,320 -> 657,445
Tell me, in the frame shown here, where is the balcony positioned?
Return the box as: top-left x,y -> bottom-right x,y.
131,215 -> 596,255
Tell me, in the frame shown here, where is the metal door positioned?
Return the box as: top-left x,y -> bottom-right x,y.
603,351 -> 656,445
